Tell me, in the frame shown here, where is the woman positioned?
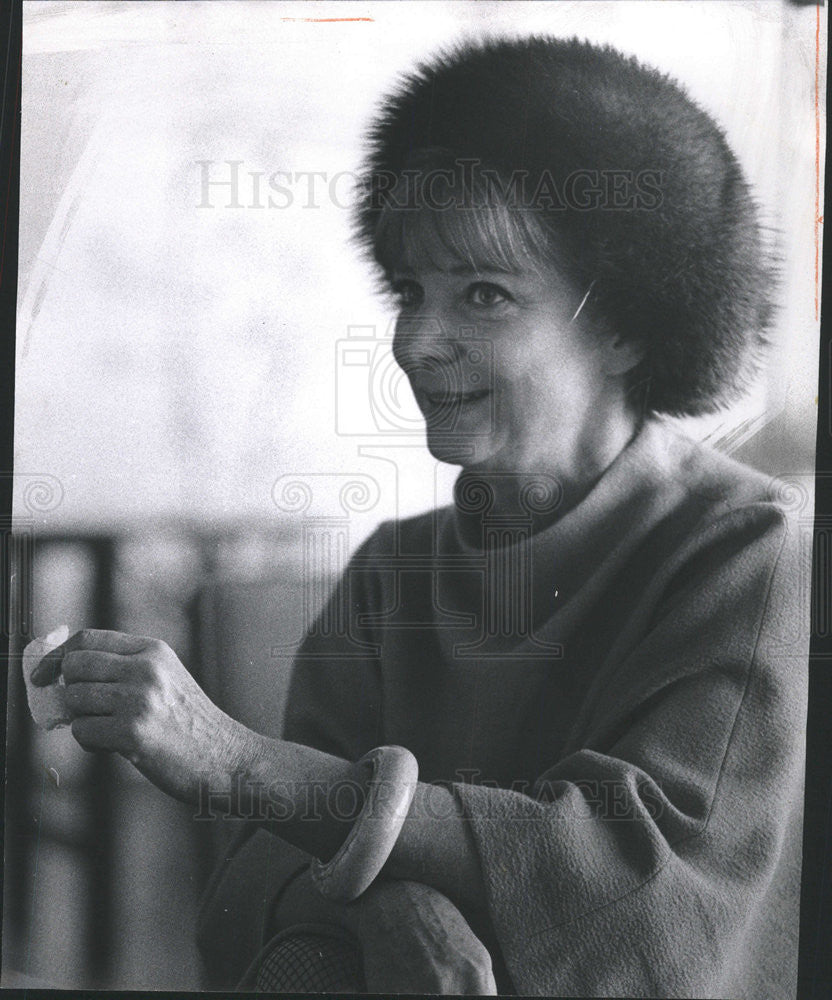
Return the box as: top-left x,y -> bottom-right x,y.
32,36 -> 809,997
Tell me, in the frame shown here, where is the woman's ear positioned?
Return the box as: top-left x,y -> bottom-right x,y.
601,331 -> 643,377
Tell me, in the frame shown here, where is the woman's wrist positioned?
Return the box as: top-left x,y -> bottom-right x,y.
309,745 -> 419,902
187,705 -> 265,808
192,721 -> 369,861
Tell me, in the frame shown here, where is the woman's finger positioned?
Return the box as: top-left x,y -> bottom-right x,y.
61,649 -> 133,684
29,651 -> 62,687
65,629 -> 157,655
30,630 -> 153,686
64,680 -> 121,717
70,714 -> 125,753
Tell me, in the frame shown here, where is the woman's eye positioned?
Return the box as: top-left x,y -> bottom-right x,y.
391,280 -> 423,309
467,282 -> 511,307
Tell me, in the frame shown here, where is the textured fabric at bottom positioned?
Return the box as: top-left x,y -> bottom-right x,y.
239,924 -> 365,992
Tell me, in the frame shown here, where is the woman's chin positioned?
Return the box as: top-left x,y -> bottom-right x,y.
424,429 -> 502,469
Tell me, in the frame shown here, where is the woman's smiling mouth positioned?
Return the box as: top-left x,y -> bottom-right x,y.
419,387 -> 491,407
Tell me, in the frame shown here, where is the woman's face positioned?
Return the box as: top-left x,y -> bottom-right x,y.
390,244 -> 636,476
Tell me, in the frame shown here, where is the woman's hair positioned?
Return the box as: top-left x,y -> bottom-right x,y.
352,36 -> 778,417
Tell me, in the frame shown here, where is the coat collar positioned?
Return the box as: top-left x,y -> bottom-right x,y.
433,418 -> 704,659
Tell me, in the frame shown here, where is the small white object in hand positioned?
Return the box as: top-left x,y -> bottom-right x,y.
23,625 -> 71,731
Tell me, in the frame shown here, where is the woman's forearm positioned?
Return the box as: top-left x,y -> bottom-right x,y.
208,721 -> 487,919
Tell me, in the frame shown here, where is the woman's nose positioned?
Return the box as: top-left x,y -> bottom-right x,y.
392,313 -> 467,374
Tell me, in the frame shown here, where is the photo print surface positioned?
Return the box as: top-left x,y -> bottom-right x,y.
4,1 -> 826,995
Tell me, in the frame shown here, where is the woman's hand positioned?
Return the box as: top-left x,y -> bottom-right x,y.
273,870 -> 496,994
29,633 -> 493,936
354,879 -> 497,995
30,628 -> 243,803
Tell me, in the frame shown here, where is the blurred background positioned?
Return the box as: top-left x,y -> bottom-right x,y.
4,0 -> 825,989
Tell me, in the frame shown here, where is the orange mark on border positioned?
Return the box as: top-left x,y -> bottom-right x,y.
815,3 -> 822,321
281,16 -> 373,22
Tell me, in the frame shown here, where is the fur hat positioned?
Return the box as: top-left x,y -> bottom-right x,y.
353,35 -> 777,417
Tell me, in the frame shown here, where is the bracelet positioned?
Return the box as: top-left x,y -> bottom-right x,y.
309,745 -> 419,903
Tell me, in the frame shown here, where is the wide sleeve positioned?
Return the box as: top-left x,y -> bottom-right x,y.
195,526 -> 386,988
450,504 -> 810,998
